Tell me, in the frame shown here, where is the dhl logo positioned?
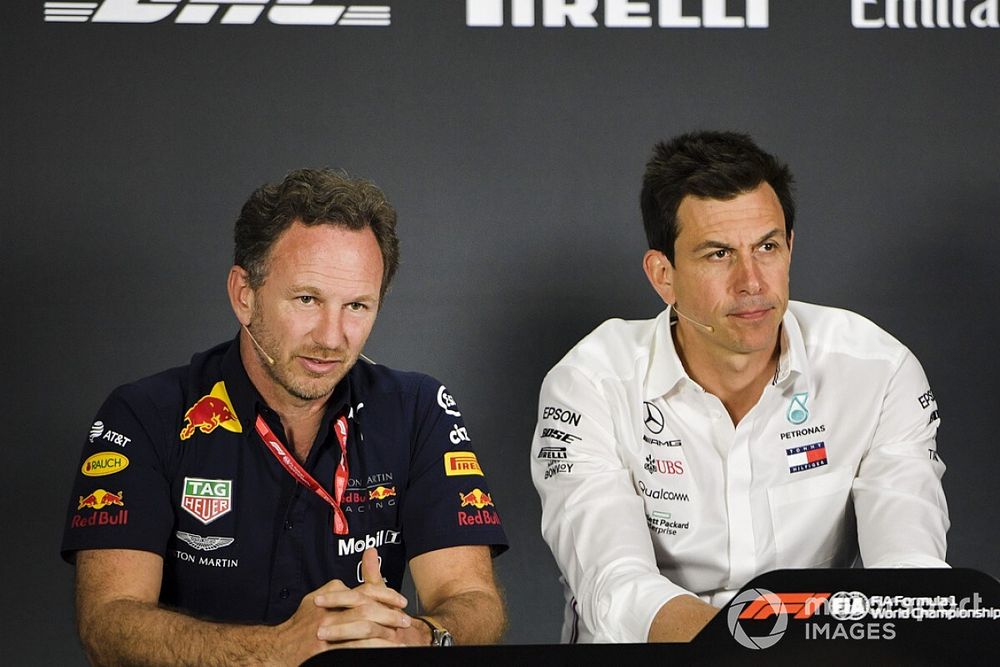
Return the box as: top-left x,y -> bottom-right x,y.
738,592 -> 831,620
444,451 -> 483,477
78,489 -> 125,510
180,381 -> 243,440
459,488 -> 493,509
369,485 -> 396,501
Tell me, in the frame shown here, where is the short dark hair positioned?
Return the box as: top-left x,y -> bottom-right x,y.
234,168 -> 400,300
640,131 -> 795,264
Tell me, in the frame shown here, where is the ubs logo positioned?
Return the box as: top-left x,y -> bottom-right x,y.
643,402 -> 664,434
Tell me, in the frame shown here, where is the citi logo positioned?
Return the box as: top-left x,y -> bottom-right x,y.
44,0 -> 391,25
466,0 -> 769,28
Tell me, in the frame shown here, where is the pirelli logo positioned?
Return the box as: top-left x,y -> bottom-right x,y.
444,451 -> 483,477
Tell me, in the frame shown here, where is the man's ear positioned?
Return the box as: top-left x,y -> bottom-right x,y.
227,266 -> 254,327
642,250 -> 676,307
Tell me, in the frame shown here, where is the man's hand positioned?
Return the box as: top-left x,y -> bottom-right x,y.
277,548 -> 419,654
75,548 -> 415,666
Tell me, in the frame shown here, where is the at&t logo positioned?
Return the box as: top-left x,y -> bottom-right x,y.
44,0 -> 390,25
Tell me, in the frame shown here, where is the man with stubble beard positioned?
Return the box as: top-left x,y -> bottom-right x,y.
63,169 -> 507,664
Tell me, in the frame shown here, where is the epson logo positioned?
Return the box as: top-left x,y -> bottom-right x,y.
466,0 -> 769,28
44,0 -> 391,26
852,0 -> 999,29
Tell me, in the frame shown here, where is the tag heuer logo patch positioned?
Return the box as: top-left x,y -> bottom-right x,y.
181,477 -> 233,524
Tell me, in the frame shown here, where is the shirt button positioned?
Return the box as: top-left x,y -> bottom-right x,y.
284,520 -> 293,531
711,411 -> 722,419
279,588 -> 290,600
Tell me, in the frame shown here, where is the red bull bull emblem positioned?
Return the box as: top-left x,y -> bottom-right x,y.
78,489 -> 125,510
180,381 -> 243,441
369,486 -> 397,501
459,488 -> 494,509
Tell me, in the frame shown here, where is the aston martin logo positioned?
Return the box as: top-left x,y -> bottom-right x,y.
176,531 -> 235,552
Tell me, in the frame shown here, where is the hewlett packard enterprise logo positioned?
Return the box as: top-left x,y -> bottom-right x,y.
466,0 -> 769,28
43,0 -> 390,25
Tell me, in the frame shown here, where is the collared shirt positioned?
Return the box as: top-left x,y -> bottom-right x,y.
530,301 -> 948,643
62,336 -> 507,623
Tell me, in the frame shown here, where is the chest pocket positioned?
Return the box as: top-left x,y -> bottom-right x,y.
767,467 -> 855,567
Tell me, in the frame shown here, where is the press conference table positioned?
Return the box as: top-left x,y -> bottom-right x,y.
303,568 -> 1000,665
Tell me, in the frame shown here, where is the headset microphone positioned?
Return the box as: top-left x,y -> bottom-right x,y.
243,325 -> 276,365
672,305 -> 715,333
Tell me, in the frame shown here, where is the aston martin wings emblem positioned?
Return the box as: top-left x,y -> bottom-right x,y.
176,531 -> 235,551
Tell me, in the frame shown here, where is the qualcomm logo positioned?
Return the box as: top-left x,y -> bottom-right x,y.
43,0 -> 390,25
466,0 -> 769,28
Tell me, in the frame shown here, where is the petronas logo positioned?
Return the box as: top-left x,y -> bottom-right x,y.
787,393 -> 809,425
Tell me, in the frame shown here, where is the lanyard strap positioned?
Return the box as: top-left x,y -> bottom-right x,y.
254,413 -> 350,535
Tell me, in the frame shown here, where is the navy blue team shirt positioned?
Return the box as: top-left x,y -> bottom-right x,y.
62,336 -> 508,623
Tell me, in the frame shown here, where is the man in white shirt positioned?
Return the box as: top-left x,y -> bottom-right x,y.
530,131 -> 949,643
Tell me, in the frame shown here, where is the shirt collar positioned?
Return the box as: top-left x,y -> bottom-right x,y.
643,307 -> 689,401
774,303 -> 809,385
643,303 -> 809,400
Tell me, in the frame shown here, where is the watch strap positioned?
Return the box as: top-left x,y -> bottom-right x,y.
415,615 -> 453,646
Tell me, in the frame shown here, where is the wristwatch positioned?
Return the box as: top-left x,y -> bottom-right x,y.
415,616 -> 454,647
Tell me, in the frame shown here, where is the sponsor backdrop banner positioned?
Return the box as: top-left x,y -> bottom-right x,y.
4,1 -> 998,662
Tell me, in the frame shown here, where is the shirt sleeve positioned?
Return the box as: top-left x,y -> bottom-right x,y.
61,384 -> 175,561
400,377 -> 508,559
853,350 -> 950,567
531,366 -> 692,643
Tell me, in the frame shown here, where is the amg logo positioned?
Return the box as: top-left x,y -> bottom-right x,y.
466,0 -> 768,28
43,0 -> 391,26
852,0 -> 999,28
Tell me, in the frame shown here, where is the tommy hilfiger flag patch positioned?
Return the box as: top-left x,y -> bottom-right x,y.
786,442 -> 828,473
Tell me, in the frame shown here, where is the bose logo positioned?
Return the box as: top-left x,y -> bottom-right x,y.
44,0 -> 391,26
466,0 -> 769,28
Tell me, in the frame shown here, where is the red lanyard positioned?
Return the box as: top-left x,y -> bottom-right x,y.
254,413 -> 350,535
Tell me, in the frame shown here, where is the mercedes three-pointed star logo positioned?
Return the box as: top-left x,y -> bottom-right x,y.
643,401 -> 664,434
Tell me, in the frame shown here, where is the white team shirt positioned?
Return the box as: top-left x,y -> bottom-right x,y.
530,301 -> 949,643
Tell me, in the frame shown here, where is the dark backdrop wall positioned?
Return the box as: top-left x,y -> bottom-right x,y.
4,2 -> 999,662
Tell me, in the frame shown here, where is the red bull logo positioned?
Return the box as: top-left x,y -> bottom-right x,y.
78,489 -> 125,510
369,485 -> 397,501
70,510 -> 128,528
457,509 -> 502,526
459,488 -> 494,509
180,381 -> 243,441
82,452 -> 129,477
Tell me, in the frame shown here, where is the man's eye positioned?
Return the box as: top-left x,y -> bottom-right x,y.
347,302 -> 368,312
711,249 -> 729,259
297,296 -> 315,305
760,242 -> 776,252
